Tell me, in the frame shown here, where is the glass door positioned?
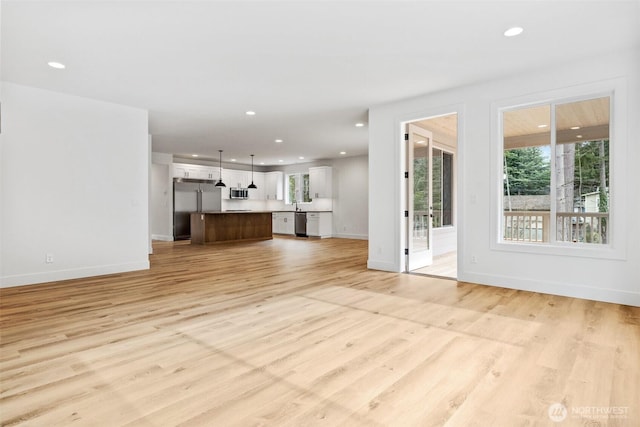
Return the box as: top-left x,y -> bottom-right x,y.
407,124 -> 433,271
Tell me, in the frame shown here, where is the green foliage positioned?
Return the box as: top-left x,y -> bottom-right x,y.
504,147 -> 550,195
288,174 -> 295,203
287,173 -> 311,203
413,157 -> 428,211
575,140 -> 609,196
504,140 -> 609,198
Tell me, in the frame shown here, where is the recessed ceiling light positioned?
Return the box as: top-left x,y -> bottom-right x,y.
576,135 -> 583,138
340,151 -> 346,155
278,159 -> 283,163
504,27 -> 524,37
299,156 -> 305,160
416,140 -> 426,144
48,61 -> 65,69
571,126 -> 581,130
275,139 -> 283,143
245,111 -> 256,116
260,162 -> 265,165
537,124 -> 548,128
191,154 -> 199,157
355,123 -> 365,127
230,158 -> 237,162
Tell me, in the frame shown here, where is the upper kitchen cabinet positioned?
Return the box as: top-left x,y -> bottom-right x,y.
224,169 -> 249,189
173,163 -> 219,181
173,163 -> 199,179
309,166 -> 332,199
200,167 -> 220,181
264,171 -> 284,200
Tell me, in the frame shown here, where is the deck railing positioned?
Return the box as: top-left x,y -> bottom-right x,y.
503,211 -> 549,242
413,211 -> 429,239
503,211 -> 608,244
556,212 -> 608,244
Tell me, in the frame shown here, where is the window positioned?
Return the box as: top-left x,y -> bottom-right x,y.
286,173 -> 310,204
432,148 -> 454,228
412,146 -> 454,229
501,95 -> 610,245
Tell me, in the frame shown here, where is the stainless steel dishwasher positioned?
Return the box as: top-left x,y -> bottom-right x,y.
295,211 -> 307,237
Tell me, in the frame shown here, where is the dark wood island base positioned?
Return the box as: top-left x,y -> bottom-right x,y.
190,212 -> 273,244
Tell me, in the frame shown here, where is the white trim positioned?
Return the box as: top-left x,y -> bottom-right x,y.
490,77 -> 627,261
152,234 -> 174,241
333,233 -> 368,240
394,118 -> 405,273
367,259 -> 400,272
396,104 -> 464,274
549,102 -> 558,243
462,271 -> 640,307
1,260 -> 150,288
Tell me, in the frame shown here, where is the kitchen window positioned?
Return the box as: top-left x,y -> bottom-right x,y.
286,173 -> 311,204
500,95 -> 611,246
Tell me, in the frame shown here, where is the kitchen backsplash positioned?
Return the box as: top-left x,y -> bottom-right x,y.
223,198 -> 332,212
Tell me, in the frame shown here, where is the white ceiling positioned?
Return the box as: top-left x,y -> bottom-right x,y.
2,1 -> 639,166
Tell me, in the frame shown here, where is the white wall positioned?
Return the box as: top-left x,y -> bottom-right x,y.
150,152 -> 173,240
0,82 -> 150,287
329,155 -> 368,239
369,48 -> 640,306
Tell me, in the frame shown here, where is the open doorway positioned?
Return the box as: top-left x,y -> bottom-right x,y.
404,113 -> 458,279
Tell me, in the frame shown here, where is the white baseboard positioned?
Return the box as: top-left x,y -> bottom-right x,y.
367,259 -> 400,272
460,271 -> 640,307
152,234 -> 174,241
0,260 -> 150,288
333,233 -> 368,240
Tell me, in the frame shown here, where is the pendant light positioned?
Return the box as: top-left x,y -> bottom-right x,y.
215,149 -> 226,187
248,154 -> 257,189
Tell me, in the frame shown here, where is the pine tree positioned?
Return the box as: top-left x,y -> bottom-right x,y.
504,147 -> 550,195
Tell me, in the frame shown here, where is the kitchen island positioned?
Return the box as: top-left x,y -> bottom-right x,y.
190,211 -> 272,244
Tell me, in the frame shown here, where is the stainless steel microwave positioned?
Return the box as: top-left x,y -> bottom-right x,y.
230,188 -> 249,199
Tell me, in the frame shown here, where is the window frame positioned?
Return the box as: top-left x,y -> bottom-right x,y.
285,172 -> 311,205
431,146 -> 455,229
490,78 -> 627,260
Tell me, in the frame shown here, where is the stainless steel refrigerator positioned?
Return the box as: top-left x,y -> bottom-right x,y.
173,180 -> 222,240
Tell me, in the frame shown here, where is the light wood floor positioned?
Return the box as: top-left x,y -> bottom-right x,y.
1,237 -> 638,426
412,251 -> 457,279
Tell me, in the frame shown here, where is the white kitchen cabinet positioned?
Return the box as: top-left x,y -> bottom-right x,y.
272,212 -> 294,235
309,166 -> 332,199
173,163 -> 219,181
224,169 -> 249,189
282,212 -> 294,234
264,171 -> 284,200
199,166 -> 219,181
219,169 -> 248,199
307,212 -> 332,238
173,163 -> 200,179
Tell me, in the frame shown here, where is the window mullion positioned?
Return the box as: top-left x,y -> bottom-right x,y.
549,103 -> 557,244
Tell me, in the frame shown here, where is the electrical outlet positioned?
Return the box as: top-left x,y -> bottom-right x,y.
471,255 -> 478,264
46,253 -> 54,264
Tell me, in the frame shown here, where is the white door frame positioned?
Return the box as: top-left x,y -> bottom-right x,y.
406,124 -> 434,271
